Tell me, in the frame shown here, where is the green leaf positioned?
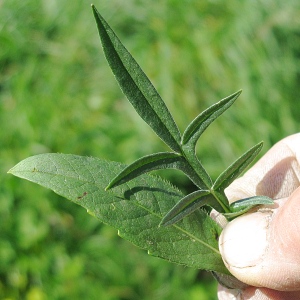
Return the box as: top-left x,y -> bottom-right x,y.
106,152 -> 209,191
230,195 -> 274,212
181,90 -> 242,147
9,154 -> 229,274
181,145 -> 212,189
106,152 -> 183,190
224,195 -> 274,219
212,141 -> 263,192
92,5 -> 182,153
160,190 -> 225,227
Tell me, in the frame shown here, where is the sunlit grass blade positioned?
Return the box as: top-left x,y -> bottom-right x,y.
106,152 -> 183,190
212,141 -> 263,192
224,195 -> 274,219
92,5 -> 182,153
160,190 -> 224,227
181,90 -> 242,147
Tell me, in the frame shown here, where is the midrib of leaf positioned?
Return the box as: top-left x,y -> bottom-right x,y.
171,223 -> 221,255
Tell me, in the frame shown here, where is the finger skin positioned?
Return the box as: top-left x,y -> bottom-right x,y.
220,188 -> 300,290
218,134 -> 300,299
218,284 -> 300,300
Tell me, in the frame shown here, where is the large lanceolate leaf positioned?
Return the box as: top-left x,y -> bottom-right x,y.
92,6 -> 182,153
9,154 -> 229,274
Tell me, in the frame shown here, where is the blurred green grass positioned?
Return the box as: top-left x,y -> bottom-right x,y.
1,0 -> 299,299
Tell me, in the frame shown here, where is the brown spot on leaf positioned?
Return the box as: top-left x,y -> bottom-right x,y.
77,192 -> 88,200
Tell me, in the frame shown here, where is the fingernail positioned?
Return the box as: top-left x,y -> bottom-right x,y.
219,212 -> 271,268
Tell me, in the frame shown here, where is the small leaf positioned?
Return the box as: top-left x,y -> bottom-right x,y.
92,5 -> 182,153
106,152 -> 209,191
8,153 -> 229,274
106,152 -> 183,190
160,190 -> 224,227
223,195 -> 274,219
212,141 -> 263,192
181,90 -> 242,147
230,195 -> 274,212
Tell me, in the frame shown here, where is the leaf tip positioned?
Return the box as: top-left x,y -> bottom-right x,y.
105,178 -> 119,190
105,178 -> 121,190
91,3 -> 99,18
231,89 -> 242,101
7,166 -> 16,175
104,184 -> 111,191
255,141 -> 264,153
159,216 -> 174,227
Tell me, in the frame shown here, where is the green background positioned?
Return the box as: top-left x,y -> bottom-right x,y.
1,0 -> 299,299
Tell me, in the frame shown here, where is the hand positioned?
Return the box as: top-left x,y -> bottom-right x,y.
218,133 -> 300,300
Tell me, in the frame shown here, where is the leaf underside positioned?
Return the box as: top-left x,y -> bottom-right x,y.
9,154 -> 229,274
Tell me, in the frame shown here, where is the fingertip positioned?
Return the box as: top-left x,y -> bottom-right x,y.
219,211 -> 270,271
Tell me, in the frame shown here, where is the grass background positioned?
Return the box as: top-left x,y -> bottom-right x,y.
1,0 -> 299,299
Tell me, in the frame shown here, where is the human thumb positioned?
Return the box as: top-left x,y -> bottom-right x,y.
219,186 -> 300,291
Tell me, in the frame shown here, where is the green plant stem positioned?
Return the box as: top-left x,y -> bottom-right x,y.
209,190 -> 230,213
181,145 -> 230,213
181,145 -> 212,188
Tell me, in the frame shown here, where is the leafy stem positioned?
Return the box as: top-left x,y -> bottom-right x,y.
91,5 -> 273,226
8,5 -> 275,285
93,6 -> 270,224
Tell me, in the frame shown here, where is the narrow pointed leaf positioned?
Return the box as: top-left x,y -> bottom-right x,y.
9,154 -> 229,274
106,152 -> 208,191
106,152 -> 182,190
160,190 -> 224,227
224,196 -> 274,219
92,6 -> 182,153
230,195 -> 274,212
213,141 -> 263,192
181,90 -> 242,147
